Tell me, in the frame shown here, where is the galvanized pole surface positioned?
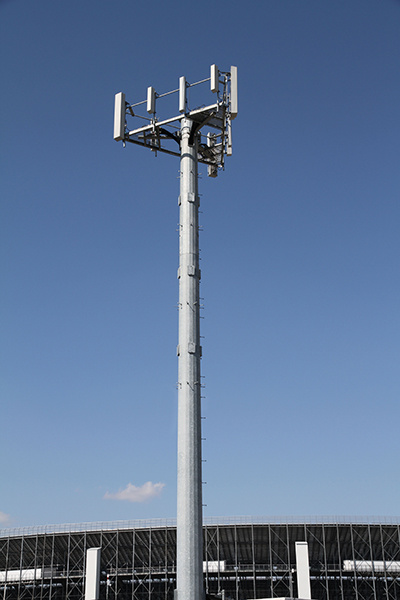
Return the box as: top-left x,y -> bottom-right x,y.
176,117 -> 204,600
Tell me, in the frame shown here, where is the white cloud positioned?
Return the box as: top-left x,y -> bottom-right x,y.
0,511 -> 10,524
104,481 -> 165,503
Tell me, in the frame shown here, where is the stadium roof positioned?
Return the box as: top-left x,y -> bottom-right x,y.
1,515 -> 400,539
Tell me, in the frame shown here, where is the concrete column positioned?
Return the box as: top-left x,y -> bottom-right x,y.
295,541 -> 312,599
84,548 -> 101,600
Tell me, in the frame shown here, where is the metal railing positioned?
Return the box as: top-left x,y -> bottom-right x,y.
1,515 -> 399,539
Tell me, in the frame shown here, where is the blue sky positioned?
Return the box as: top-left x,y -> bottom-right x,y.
1,0 -> 399,528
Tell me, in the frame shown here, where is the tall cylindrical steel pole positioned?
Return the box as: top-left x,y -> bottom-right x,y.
176,118 -> 204,600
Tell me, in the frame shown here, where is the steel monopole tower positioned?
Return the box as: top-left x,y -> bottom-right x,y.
113,65 -> 238,600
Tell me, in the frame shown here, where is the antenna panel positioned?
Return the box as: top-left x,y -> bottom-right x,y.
210,64 -> 219,93
227,119 -> 232,156
113,92 -> 126,141
147,86 -> 156,114
230,66 -> 238,119
179,76 -> 186,113
207,133 -> 218,178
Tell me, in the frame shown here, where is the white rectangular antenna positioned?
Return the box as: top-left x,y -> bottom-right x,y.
147,86 -> 156,114
210,64 -> 219,93
230,66 -> 238,119
207,133 -> 218,178
113,92 -> 126,141
179,76 -> 186,113
227,119 -> 232,156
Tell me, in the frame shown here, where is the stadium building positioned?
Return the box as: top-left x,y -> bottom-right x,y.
1,517 -> 399,600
